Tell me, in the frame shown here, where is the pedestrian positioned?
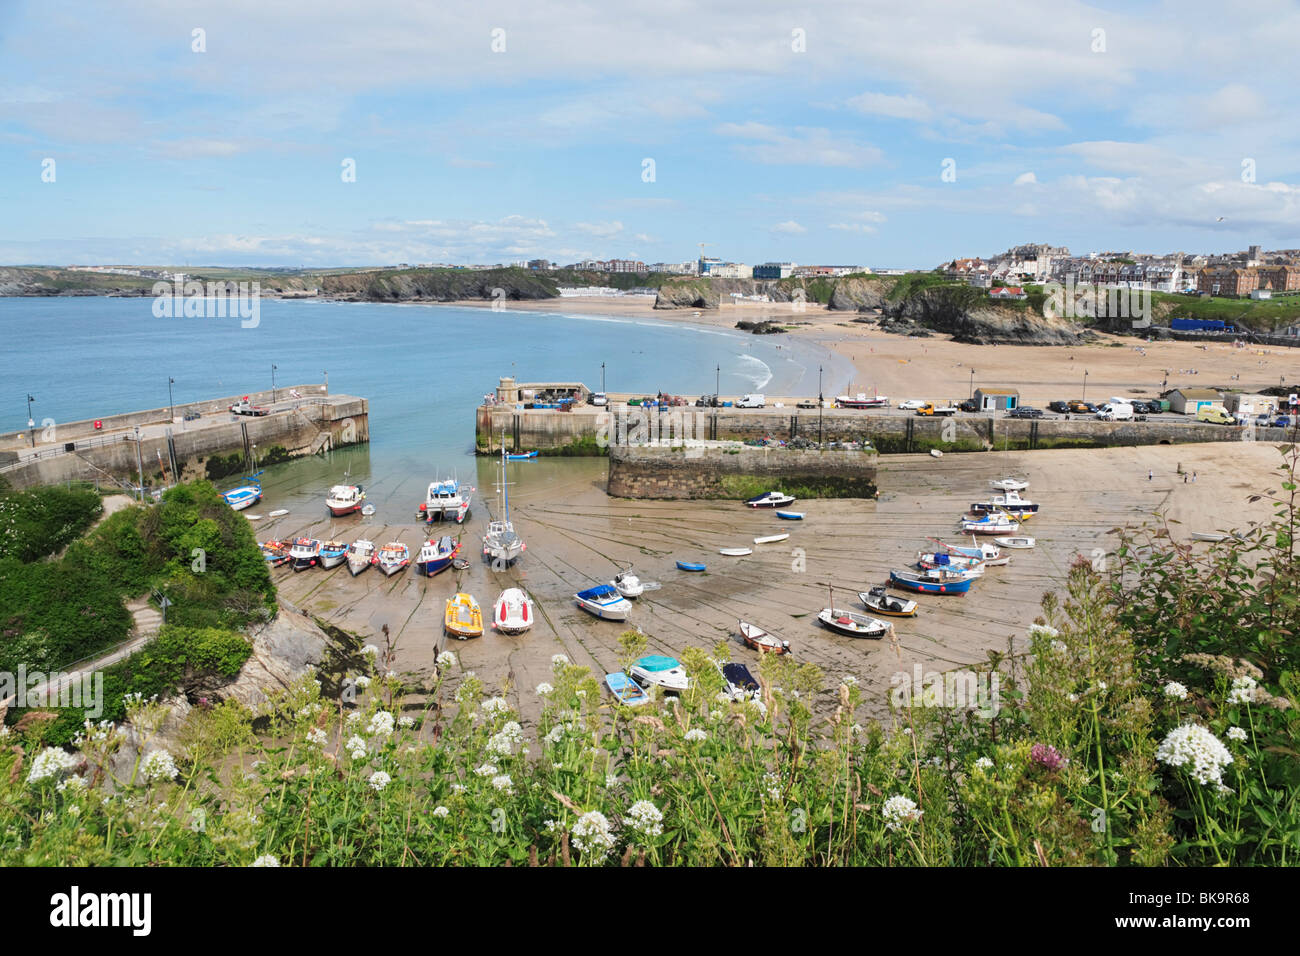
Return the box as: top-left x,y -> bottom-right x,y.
1183,473 -> 1188,483
1192,472 -> 1197,483
1148,470 -> 1153,481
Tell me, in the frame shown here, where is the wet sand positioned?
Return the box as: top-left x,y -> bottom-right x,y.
260,440 -> 1288,726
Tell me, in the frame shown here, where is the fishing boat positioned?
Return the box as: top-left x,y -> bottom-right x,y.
260,540 -> 290,567
493,588 -> 534,634
970,490 -> 1040,515
346,539 -> 376,575
817,607 -> 891,639
629,655 -> 690,693
318,540 -> 348,569
718,662 -> 760,701
444,593 -> 483,639
835,393 -> 889,409
574,584 -> 632,621
738,620 -> 790,655
420,476 -> 472,523
289,537 -> 322,572
376,542 -> 410,576
775,511 -> 804,520
989,477 -> 1029,492
416,535 -> 460,577
929,536 -> 1009,566
506,450 -> 538,460
605,671 -> 651,707
917,552 -> 984,576
676,561 -> 707,572
961,514 -> 1020,535
754,532 -> 790,545
719,547 -> 752,557
221,473 -> 263,511
859,585 -> 918,618
612,570 -> 644,598
993,535 -> 1036,549
745,491 -> 796,509
325,484 -> 365,516
889,568 -> 973,594
483,446 -> 525,565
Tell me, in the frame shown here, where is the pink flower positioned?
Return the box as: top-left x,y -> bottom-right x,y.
1031,743 -> 1066,771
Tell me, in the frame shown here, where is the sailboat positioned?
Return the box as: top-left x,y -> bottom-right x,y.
483,442 -> 525,566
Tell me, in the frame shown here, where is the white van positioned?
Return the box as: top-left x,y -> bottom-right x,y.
737,393 -> 766,408
1096,402 -> 1134,421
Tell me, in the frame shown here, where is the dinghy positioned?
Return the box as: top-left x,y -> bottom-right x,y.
718,662 -> 761,701
961,514 -> 1020,535
444,593 -> 483,639
745,491 -> 796,509
738,620 -> 790,655
612,570 -> 644,598
268,509 -> 290,518
506,450 -> 538,460
629,655 -> 690,692
575,584 -> 632,621
221,472 -> 263,512
676,561 -> 707,572
929,449 -> 943,458
377,542 -> 410,576
246,514 -> 263,521
605,672 -> 651,707
989,477 -> 1029,492
858,586 -> 918,618
776,511 -> 804,520
889,568 -> 972,594
346,539 -> 376,575
451,557 -> 470,571
817,608 -> 891,639
1191,531 -> 1230,542
754,532 -> 790,545
719,547 -> 752,557
360,504 -> 376,516
289,538 -> 322,572
416,535 -> 460,577
993,536 -> 1035,549
493,588 -> 534,634
318,540 -> 348,569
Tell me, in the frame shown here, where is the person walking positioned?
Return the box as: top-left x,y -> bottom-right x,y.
1192,472 -> 1197,483
1148,470 -> 1154,481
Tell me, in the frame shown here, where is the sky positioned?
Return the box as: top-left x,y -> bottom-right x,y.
2,0 -> 1299,269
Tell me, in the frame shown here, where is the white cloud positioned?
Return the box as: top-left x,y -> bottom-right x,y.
717,122 -> 883,167
573,220 -> 624,238
847,92 -> 933,121
1014,171 -> 1038,185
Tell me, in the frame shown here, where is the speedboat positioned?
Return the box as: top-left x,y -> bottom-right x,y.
890,568 -> 973,594
574,584 -> 631,621
817,608 -> 891,639
260,540 -> 290,567
612,570 -> 644,598
417,535 -> 460,577
420,477 -> 472,524
859,586 -> 918,618
376,542 -> 410,576
493,588 -> 534,634
629,655 -> 690,693
325,484 -> 365,516
444,593 -> 483,640
605,672 -> 651,707
222,473 -> 263,511
289,538 -> 322,571
738,619 -> 790,654
745,491 -> 796,509
319,540 -> 348,569
346,539 -> 376,575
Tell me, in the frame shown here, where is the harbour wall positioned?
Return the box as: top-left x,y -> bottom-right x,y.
607,442 -> 878,500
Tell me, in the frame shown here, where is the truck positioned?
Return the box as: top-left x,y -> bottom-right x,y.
1196,405 -> 1234,425
916,402 -> 958,417
737,393 -> 766,408
229,397 -> 270,417
1096,401 -> 1134,422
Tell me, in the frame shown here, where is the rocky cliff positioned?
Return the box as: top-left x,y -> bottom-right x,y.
880,285 -> 1098,346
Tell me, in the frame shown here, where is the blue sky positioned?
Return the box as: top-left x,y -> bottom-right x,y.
2,0 -> 1299,269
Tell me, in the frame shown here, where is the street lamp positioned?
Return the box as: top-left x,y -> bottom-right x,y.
168,377 -> 175,422
1083,370 -> 1089,401
601,362 -> 605,393
133,425 -> 145,501
969,368 -> 975,400
26,394 -> 35,448
323,370 -> 328,394
818,364 -> 824,445
715,364 -> 720,403
272,364 -> 278,403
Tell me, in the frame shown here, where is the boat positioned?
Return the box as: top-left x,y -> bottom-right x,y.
506,450 -> 538,460
346,539 -> 376,575
917,551 -> 984,576
738,620 -> 790,655
288,537 -> 322,572
961,514 -> 1020,535
754,533 -> 790,544
376,541 -> 410,576
970,490 -> 1040,515
629,655 -> 690,692
676,561 -> 707,572
817,607 -> 891,639
246,514 -> 263,521
318,540 -> 348,569
1191,531 -> 1229,542
930,449 -> 943,458
325,484 -> 365,517
889,568 -> 973,594
451,557 -> 470,571
360,504 -> 376,516
605,671 -> 651,707
990,477 -> 1029,492
493,588 -> 534,634
420,477 -> 472,523
221,473 -> 263,511
835,393 -> 889,409
745,491 -> 796,509
416,535 -> 460,577
483,446 -> 526,566
994,535 -> 1036,549
775,511 -> 804,520
929,536 -> 1009,566
268,509 -> 289,518
574,584 -> 632,621
260,540 -> 290,567
718,662 -> 760,701
444,593 -> 483,639
612,570 -> 644,598
719,547 -> 752,557
859,585 -> 918,618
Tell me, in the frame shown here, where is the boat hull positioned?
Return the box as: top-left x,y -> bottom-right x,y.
889,571 -> 971,594
818,609 -> 890,639
319,551 -> 347,569
575,598 -> 629,621
858,591 -> 918,617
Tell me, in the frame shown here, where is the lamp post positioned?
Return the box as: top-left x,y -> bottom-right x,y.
323,370 -> 328,395
271,364 -> 278,403
601,362 -> 605,393
26,394 -> 35,448
168,377 -> 175,422
969,368 -> 975,401
715,364 -> 720,404
818,364 -> 824,445
1083,370 -> 1089,401
133,426 -> 145,502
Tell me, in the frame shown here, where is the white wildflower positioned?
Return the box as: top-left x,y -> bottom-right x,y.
974,756 -> 994,771
605,774 -> 618,789
306,727 -> 328,747
1163,681 -> 1189,701
368,770 -> 391,792
436,651 -> 457,669
474,762 -> 499,777
1029,623 -> 1060,640
397,715 -> 415,729
491,774 -> 514,794
481,696 -> 511,716
487,721 -> 524,757
141,750 -> 180,783
56,774 -> 86,793
366,710 -> 395,738
432,805 -> 450,817
1228,675 -> 1257,705
251,854 -> 280,867
881,795 -> 923,830
536,682 -> 554,697
354,675 -> 372,690
361,644 -> 380,660
1226,726 -> 1248,742
1050,640 -> 1068,654
346,734 -> 367,760
625,800 -> 664,838
571,810 -> 616,857
1155,723 -> 1234,787
27,748 -> 78,785
551,653 -> 570,670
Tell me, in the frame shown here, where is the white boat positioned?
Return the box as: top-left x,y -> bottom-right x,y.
930,449 -> 943,458
962,514 -> 1020,535
325,484 -> 365,517
575,584 -> 632,621
377,541 -> 410,576
835,393 -> 889,409
483,446 -> 525,565
289,537 -> 322,571
753,533 -> 790,544
221,473 -> 263,511
930,537 -> 1009,566
361,504 -> 376,516
745,491 -> 796,509
612,570 -> 644,598
346,539 -> 376,575
817,608 -> 891,639
1191,531 -> 1230,542
493,588 -> 534,634
970,490 -> 1039,515
989,477 -> 1029,492
917,552 -> 984,576
319,540 -> 348,569
629,655 -> 691,692
421,476 -> 472,523
858,587 -> 918,618
738,620 -> 791,654
993,536 -> 1036,549
268,509 -> 289,518
719,547 -> 753,556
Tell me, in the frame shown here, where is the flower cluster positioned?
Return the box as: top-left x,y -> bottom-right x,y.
367,710 -> 395,738
1227,676 -> 1257,706
346,735 -> 367,760
625,800 -> 664,838
436,651 -> 457,669
1156,723 -> 1234,788
572,810 -> 616,857
1163,681 -> 1188,701
486,721 -> 524,757
141,749 -> 180,782
881,795 -> 923,830
368,770 -> 391,792
27,747 -> 79,786
481,696 -> 511,716
684,728 -> 708,743
1030,743 -> 1066,771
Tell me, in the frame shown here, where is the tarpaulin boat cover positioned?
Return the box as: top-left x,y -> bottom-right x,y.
637,655 -> 679,672
723,663 -> 759,691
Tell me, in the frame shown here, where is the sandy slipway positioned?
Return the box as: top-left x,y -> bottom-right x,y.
263,442 -> 1283,731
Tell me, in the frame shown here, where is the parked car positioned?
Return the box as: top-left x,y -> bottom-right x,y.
958,399 -> 979,413
1275,416 -> 1293,428
1047,400 -> 1070,414
695,394 -> 719,407
897,399 -> 927,410
1007,406 -> 1043,419
590,392 -> 608,407
1068,400 -> 1096,414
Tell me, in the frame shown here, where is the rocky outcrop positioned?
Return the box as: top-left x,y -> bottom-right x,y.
213,604 -> 332,709
322,267 -> 559,302
828,276 -> 889,312
883,286 -> 1098,346
654,280 -> 721,310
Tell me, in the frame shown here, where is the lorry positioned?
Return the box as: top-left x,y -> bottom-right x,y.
737,393 -> 766,408
916,402 -> 958,417
229,397 -> 270,417
1196,405 -> 1234,425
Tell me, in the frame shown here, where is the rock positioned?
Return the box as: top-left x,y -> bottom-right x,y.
215,607 -> 332,709
107,695 -> 192,785
884,286 -> 1097,346
828,277 -> 888,312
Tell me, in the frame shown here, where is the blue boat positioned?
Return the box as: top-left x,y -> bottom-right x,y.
221,472 -> 263,511
775,511 -> 804,520
575,584 -> 632,620
889,569 -> 972,595
605,672 -> 650,707
416,535 -> 460,576
506,450 -> 538,460
676,561 -> 707,572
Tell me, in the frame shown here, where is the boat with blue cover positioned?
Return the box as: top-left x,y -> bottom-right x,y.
629,655 -> 690,692
575,584 -> 632,620
506,450 -> 538,460
890,568 -> 973,594
221,472 -> 263,511
776,511 -> 804,520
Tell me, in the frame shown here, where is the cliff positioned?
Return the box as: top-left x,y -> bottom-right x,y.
880,285 -> 1099,346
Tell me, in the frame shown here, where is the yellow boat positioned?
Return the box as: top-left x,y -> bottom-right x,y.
444,592 -> 483,639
